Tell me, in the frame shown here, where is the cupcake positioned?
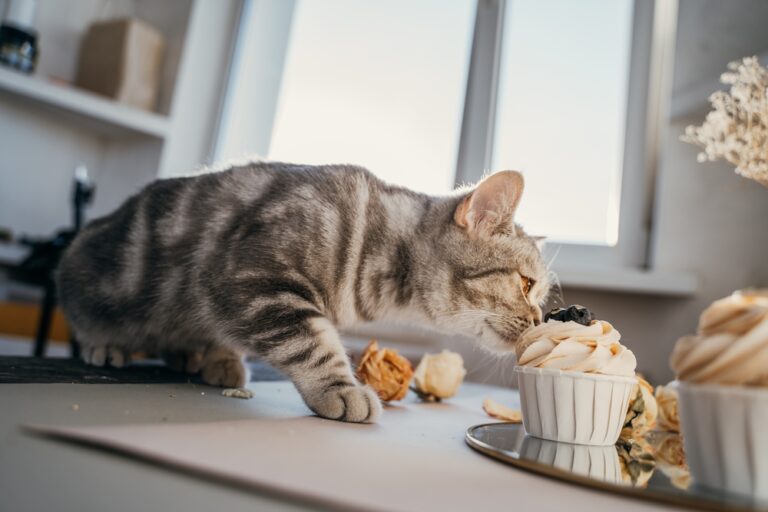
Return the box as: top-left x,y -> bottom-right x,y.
514,305 -> 638,446
670,289 -> 768,500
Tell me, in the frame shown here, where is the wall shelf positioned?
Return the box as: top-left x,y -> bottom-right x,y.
0,67 -> 170,139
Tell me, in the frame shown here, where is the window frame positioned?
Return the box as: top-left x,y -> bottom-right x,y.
213,0 -> 297,163
457,0 -> 667,273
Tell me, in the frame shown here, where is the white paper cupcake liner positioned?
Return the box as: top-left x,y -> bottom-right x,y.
515,366 -> 636,446
677,381 -> 768,500
520,434 -> 623,483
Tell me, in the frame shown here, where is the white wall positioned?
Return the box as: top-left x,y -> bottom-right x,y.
0,98 -> 107,237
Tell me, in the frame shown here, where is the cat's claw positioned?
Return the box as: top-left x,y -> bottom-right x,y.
310,385 -> 382,424
107,348 -> 127,368
81,346 -> 128,367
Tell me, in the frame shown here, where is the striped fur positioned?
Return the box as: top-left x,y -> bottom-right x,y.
57,162 -> 550,423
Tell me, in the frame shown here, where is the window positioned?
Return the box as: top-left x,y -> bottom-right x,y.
269,0 -> 475,195
213,0 -> 681,347
217,0 -> 661,271
492,0 -> 634,246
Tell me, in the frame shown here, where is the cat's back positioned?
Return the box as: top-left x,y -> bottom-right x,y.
56,162 -> 372,307
60,161 -> 372,265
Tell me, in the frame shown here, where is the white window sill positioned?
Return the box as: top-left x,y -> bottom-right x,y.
554,267 -> 698,297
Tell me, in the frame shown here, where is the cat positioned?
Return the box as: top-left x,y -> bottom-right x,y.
57,162 -> 551,423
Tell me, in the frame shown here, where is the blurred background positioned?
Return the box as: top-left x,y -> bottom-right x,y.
0,0 -> 767,385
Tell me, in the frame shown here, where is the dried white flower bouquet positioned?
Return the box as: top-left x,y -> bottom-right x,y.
682,56 -> 768,187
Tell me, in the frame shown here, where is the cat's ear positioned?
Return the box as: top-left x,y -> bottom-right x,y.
532,236 -> 546,251
454,171 -> 524,236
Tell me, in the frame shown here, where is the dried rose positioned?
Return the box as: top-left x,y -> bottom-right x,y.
412,350 -> 467,401
355,340 -> 413,402
661,464 -> 692,490
621,377 -> 658,439
647,431 -> 690,490
616,437 -> 656,488
482,398 -> 522,423
655,383 -> 680,433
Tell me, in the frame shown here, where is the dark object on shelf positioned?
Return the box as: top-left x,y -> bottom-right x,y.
0,23 -> 37,72
544,305 -> 595,326
0,0 -> 38,73
5,167 -> 95,358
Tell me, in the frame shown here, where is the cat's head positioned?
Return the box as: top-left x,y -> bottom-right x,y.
427,171 -> 551,353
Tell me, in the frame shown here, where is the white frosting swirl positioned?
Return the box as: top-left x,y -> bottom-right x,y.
515,320 -> 637,377
670,290 -> 768,386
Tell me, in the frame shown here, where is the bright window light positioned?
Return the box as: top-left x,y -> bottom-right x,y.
269,0 -> 476,195
492,0 -> 634,245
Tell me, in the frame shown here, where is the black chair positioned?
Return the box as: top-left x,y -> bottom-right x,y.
1,168 -> 94,358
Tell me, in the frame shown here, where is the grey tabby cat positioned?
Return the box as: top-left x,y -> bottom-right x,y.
57,162 -> 550,423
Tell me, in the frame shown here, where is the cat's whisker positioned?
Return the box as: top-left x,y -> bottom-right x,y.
545,245 -> 561,270
490,355 -> 505,385
474,352 -> 499,385
503,352 -> 517,387
548,270 -> 565,306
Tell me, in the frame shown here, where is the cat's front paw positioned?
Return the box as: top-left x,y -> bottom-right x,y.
309,384 -> 382,424
201,357 -> 250,388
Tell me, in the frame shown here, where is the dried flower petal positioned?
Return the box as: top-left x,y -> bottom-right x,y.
655,383 -> 680,433
482,398 -> 522,423
413,351 -> 466,400
682,56 -> 768,187
616,437 -> 656,488
355,340 -> 413,402
621,377 -> 658,439
647,431 -> 690,490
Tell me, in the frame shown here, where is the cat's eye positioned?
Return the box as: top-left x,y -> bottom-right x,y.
520,275 -> 535,296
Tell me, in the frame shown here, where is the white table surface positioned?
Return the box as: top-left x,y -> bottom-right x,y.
0,381 -> 682,512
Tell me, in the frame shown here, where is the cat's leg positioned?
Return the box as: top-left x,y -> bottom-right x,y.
76,330 -> 130,368
252,312 -> 381,423
161,350 -> 205,374
199,346 -> 250,388
161,344 -> 248,388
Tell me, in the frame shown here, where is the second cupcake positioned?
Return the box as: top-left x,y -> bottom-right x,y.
670,290 -> 768,500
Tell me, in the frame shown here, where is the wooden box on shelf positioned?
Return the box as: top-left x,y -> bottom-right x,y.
74,17 -> 164,112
